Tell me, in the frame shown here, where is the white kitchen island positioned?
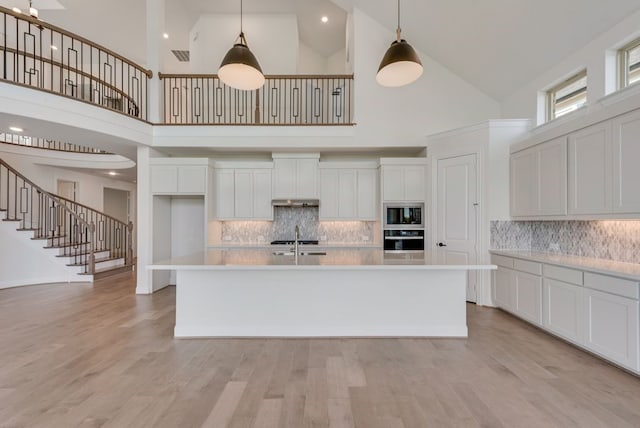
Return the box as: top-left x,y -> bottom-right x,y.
149,249 -> 495,338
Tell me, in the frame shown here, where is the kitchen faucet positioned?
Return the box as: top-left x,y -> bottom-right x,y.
294,225 -> 300,264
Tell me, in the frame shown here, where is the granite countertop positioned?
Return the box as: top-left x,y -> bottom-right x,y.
149,249 -> 496,271
489,249 -> 640,281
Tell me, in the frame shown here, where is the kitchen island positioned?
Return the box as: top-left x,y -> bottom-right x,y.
149,249 -> 495,338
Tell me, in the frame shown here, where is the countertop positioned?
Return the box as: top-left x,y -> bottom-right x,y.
208,242 -> 383,249
489,250 -> 640,281
149,248 -> 496,271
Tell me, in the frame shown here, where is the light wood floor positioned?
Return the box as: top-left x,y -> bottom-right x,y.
1,274 -> 640,428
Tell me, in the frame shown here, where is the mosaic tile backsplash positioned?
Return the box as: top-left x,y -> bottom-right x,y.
221,207 -> 375,243
491,220 -> 640,264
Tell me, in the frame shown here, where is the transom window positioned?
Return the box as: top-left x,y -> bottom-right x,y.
546,70 -> 587,121
618,38 -> 640,89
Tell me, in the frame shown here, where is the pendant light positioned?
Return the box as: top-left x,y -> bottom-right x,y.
218,0 -> 265,91
376,0 -> 423,87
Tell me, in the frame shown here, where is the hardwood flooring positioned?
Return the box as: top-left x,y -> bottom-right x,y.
1,273 -> 640,427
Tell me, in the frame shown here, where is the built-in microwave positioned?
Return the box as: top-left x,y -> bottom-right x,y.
383,203 -> 424,229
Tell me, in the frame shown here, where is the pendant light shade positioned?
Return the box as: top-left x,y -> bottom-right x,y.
218,0 -> 265,91
376,0 -> 423,87
219,33 -> 265,91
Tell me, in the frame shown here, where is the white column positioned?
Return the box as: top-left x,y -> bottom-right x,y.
136,146 -> 153,294
146,0 -> 164,123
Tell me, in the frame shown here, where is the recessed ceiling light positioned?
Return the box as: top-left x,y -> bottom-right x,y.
163,33 -> 169,39
12,7 -> 21,14
9,126 -> 23,133
108,171 -> 117,176
321,16 -> 329,23
50,45 -> 58,51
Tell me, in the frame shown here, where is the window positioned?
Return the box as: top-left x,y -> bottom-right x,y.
618,38 -> 640,89
546,71 -> 587,121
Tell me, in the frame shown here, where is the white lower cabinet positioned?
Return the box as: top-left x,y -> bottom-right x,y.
514,270 -> 542,326
492,254 -> 640,373
583,288 -> 639,371
543,278 -> 583,344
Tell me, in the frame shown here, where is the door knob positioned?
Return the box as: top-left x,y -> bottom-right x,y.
437,242 -> 447,247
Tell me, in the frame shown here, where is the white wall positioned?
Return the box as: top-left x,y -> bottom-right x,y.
350,8 -> 501,146
327,49 -> 347,74
501,8 -> 640,125
297,43 -> 328,74
190,14 -> 299,74
103,188 -> 130,223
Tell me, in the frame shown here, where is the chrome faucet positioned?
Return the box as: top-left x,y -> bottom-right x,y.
294,225 -> 300,264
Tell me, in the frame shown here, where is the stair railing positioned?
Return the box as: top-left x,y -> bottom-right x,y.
0,157 -> 131,275
55,195 -> 133,270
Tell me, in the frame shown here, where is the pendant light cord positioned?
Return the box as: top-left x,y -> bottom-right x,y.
396,0 -> 402,42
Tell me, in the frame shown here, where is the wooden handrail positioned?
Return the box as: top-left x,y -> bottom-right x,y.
159,72 -> 355,80
0,5 -> 152,78
0,46 -> 142,109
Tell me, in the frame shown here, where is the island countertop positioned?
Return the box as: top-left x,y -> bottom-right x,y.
148,248 -> 496,271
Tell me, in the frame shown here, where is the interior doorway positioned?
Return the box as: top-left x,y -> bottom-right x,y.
103,187 -> 130,223
56,179 -> 77,201
436,153 -> 479,303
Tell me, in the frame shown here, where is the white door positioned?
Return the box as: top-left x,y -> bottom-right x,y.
57,179 -> 77,201
437,154 -> 478,302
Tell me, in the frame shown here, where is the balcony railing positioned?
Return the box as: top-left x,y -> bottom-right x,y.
159,73 -> 354,125
0,6 -> 151,121
0,132 -> 111,154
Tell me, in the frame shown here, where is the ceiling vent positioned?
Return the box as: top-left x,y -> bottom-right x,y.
171,50 -> 190,62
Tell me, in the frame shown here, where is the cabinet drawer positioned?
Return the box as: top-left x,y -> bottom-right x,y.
513,259 -> 542,275
584,273 -> 639,300
544,264 -> 583,285
491,255 -> 513,269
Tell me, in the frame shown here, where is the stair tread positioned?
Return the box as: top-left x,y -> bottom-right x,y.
17,228 -> 39,231
32,235 -> 68,240
44,242 -> 90,249
66,256 -> 124,267
56,250 -> 110,258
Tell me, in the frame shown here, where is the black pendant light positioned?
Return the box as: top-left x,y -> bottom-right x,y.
218,0 -> 265,91
376,0 -> 423,87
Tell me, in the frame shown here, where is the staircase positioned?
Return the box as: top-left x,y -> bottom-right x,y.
0,157 -> 134,285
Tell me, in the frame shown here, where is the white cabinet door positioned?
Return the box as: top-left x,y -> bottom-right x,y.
538,138 -> 567,215
510,147 -> 538,217
177,166 -> 206,194
296,158 -> 318,198
583,287 -> 639,371
382,166 -> 404,201
338,170 -> 357,217
272,158 -> 297,199
233,170 -> 253,218
252,169 -> 273,219
214,169 -> 235,219
493,267 -> 514,311
357,169 -> 378,220
568,122 -> 612,214
404,166 -> 426,201
514,270 -> 542,326
612,109 -> 640,213
543,278 -> 583,343
151,166 -> 178,194
319,169 -> 339,219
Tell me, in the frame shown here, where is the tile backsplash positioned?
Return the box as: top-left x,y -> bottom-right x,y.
221,207 -> 375,243
491,220 -> 640,264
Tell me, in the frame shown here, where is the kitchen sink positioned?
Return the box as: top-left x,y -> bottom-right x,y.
271,251 -> 327,256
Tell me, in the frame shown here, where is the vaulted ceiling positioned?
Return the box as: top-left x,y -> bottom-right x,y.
3,0 -> 640,101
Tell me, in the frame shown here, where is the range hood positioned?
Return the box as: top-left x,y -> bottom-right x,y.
271,199 -> 320,207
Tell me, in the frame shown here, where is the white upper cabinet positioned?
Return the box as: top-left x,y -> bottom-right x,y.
150,159 -> 209,195
568,121 -> 612,215
214,166 -> 273,220
272,155 -> 319,199
319,165 -> 378,220
380,161 -> 427,202
612,109 -> 640,213
510,137 -> 567,217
